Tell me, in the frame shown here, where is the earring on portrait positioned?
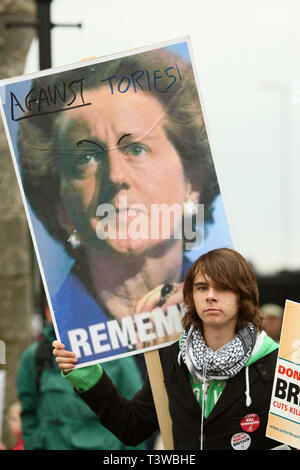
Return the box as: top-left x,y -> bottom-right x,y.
183,195 -> 198,217
67,229 -> 82,250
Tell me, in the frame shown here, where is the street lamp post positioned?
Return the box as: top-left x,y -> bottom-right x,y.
37,0 -> 52,69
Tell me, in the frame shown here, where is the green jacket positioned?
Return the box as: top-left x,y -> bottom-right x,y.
16,324 -> 146,450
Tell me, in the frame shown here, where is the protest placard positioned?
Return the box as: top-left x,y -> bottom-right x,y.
266,299 -> 300,449
0,37 -> 232,368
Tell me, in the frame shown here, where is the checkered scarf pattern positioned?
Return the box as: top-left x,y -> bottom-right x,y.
180,323 -> 257,381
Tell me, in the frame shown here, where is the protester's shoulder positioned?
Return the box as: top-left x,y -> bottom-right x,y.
17,340 -> 40,383
19,340 -> 39,364
251,347 -> 278,384
260,347 -> 279,366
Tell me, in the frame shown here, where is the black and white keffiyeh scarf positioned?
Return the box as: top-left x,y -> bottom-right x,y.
180,323 -> 257,381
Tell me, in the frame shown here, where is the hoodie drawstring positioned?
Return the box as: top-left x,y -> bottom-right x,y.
200,362 -> 209,450
245,366 -> 252,407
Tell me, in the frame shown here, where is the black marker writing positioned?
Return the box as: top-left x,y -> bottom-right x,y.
101,64 -> 182,95
10,78 -> 90,121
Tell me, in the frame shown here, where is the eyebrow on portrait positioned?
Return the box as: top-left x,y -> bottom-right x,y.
117,134 -> 132,146
117,130 -> 157,147
76,139 -> 105,151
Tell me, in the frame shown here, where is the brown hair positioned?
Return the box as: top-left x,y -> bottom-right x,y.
182,248 -> 263,333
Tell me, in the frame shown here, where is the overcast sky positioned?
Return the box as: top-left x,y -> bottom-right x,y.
24,0 -> 300,275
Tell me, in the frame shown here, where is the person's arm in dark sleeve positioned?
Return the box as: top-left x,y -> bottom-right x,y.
54,340 -> 159,446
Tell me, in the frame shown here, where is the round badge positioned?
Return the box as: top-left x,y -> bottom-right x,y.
240,413 -> 260,433
231,432 -> 251,450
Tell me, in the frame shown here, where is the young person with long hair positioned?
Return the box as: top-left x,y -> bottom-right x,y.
52,248 -> 280,450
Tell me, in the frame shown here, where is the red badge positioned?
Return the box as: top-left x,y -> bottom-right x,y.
240,414 -> 260,433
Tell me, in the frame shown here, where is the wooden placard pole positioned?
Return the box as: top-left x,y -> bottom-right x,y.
144,349 -> 174,450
